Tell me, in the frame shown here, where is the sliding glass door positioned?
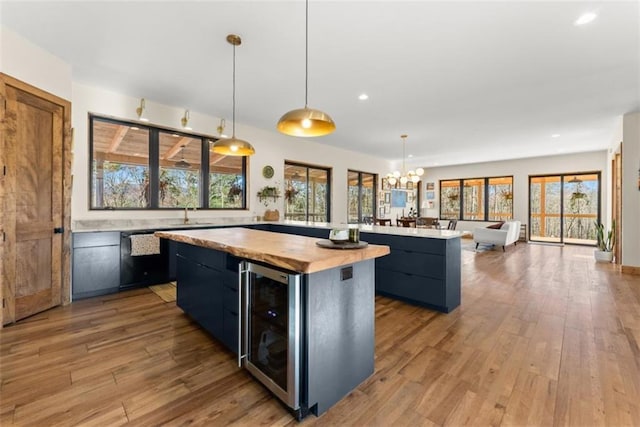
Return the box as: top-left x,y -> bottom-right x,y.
284,162 -> 331,222
348,170 -> 376,223
529,173 -> 600,245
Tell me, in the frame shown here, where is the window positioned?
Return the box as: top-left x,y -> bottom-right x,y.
440,180 -> 461,220
462,178 -> 485,220
90,115 -> 247,210
284,162 -> 331,222
488,176 -> 513,221
348,170 -> 376,223
440,176 -> 513,221
529,173 -> 600,245
158,132 -> 201,208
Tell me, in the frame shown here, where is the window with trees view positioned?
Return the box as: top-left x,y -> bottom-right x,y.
284,162 -> 331,222
440,176 -> 513,221
529,173 -> 600,245
90,115 -> 247,210
348,170 -> 376,223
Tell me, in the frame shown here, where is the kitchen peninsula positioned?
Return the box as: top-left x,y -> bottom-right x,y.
155,227 -> 389,419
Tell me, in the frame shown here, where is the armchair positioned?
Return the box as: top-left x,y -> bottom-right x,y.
473,220 -> 521,251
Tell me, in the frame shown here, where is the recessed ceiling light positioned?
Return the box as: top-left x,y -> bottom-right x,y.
408,154 -> 413,158
552,134 -> 560,138
358,94 -> 369,101
575,12 -> 597,26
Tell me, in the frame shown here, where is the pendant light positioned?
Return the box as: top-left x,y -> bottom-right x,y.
212,34 -> 255,156
276,0 -> 335,137
386,135 -> 424,186
175,146 -> 191,169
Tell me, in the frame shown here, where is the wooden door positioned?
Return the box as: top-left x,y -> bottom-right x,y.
1,74 -> 71,325
612,151 -> 622,264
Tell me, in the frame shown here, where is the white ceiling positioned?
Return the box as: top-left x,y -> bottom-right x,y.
2,1 -> 639,167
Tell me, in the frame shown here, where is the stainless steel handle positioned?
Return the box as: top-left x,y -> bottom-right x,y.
238,261 -> 249,367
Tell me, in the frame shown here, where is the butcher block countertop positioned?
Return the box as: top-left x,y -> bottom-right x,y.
155,227 -> 390,274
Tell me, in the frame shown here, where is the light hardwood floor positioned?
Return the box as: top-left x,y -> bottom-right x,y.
1,242 -> 639,426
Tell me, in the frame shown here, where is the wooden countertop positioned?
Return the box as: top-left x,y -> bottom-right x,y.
155,228 -> 390,274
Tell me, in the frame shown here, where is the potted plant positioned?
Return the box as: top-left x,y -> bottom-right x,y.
257,185 -> 280,205
594,220 -> 615,262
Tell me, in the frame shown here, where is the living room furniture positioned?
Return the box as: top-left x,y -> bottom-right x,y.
473,220 -> 521,251
447,219 -> 458,230
376,218 -> 392,226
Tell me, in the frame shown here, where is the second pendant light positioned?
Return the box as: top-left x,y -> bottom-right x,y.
212,34 -> 255,156
277,0 -> 335,137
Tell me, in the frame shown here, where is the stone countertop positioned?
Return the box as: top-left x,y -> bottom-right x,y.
72,217 -> 263,232
155,228 -> 390,274
278,220 -> 467,240
73,218 -> 466,240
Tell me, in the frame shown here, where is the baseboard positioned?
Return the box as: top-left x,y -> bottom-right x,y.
621,265 -> 640,275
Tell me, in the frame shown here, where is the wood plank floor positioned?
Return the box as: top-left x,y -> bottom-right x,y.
1,242 -> 639,426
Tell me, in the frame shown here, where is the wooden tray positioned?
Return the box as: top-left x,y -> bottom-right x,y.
315,239 -> 369,250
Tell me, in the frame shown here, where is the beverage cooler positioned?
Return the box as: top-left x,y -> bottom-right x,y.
238,261 -> 303,413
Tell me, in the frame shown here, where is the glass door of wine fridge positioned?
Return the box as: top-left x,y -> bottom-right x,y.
239,261 -> 301,410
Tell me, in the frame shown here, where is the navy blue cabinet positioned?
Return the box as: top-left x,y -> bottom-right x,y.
363,231 -> 460,312
175,242 -> 239,352
266,225 -> 461,313
72,232 -> 121,300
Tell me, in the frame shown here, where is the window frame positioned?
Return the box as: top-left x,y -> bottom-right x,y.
89,114 -> 248,210
439,175 -> 513,221
284,161 -> 332,222
347,169 -> 377,224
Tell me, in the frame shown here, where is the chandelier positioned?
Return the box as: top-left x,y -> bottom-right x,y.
386,134 -> 424,186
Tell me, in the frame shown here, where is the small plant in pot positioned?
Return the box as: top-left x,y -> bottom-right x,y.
594,220 -> 615,263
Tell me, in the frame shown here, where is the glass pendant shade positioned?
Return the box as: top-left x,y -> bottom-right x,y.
277,107 -> 335,137
211,137 -> 255,156
386,134 -> 425,186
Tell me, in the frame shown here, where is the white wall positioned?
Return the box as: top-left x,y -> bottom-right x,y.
419,151 -> 609,233
0,27 -> 72,100
622,112 -> 640,267
71,83 -> 391,225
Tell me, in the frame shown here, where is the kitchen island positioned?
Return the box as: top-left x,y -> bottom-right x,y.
74,219 -> 464,312
155,227 -> 389,419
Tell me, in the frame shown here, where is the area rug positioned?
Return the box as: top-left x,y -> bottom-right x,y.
461,241 -> 496,253
149,282 -> 177,302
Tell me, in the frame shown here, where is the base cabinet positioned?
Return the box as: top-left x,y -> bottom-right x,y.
175,243 -> 238,352
72,232 -> 120,300
174,242 -> 375,419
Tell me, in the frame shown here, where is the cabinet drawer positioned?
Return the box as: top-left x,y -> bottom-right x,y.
376,269 -> 445,307
73,231 -> 120,248
222,281 -> 238,313
222,309 -> 239,353
361,232 -> 445,254
376,250 -> 444,279
176,242 -> 224,269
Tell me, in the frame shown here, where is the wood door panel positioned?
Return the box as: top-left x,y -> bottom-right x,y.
16,239 -> 53,296
1,74 -> 69,325
16,103 -> 54,222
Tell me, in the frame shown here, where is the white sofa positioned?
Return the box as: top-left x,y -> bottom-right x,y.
473,220 -> 522,251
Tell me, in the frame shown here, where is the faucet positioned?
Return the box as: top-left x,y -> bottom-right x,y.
184,205 -> 197,224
